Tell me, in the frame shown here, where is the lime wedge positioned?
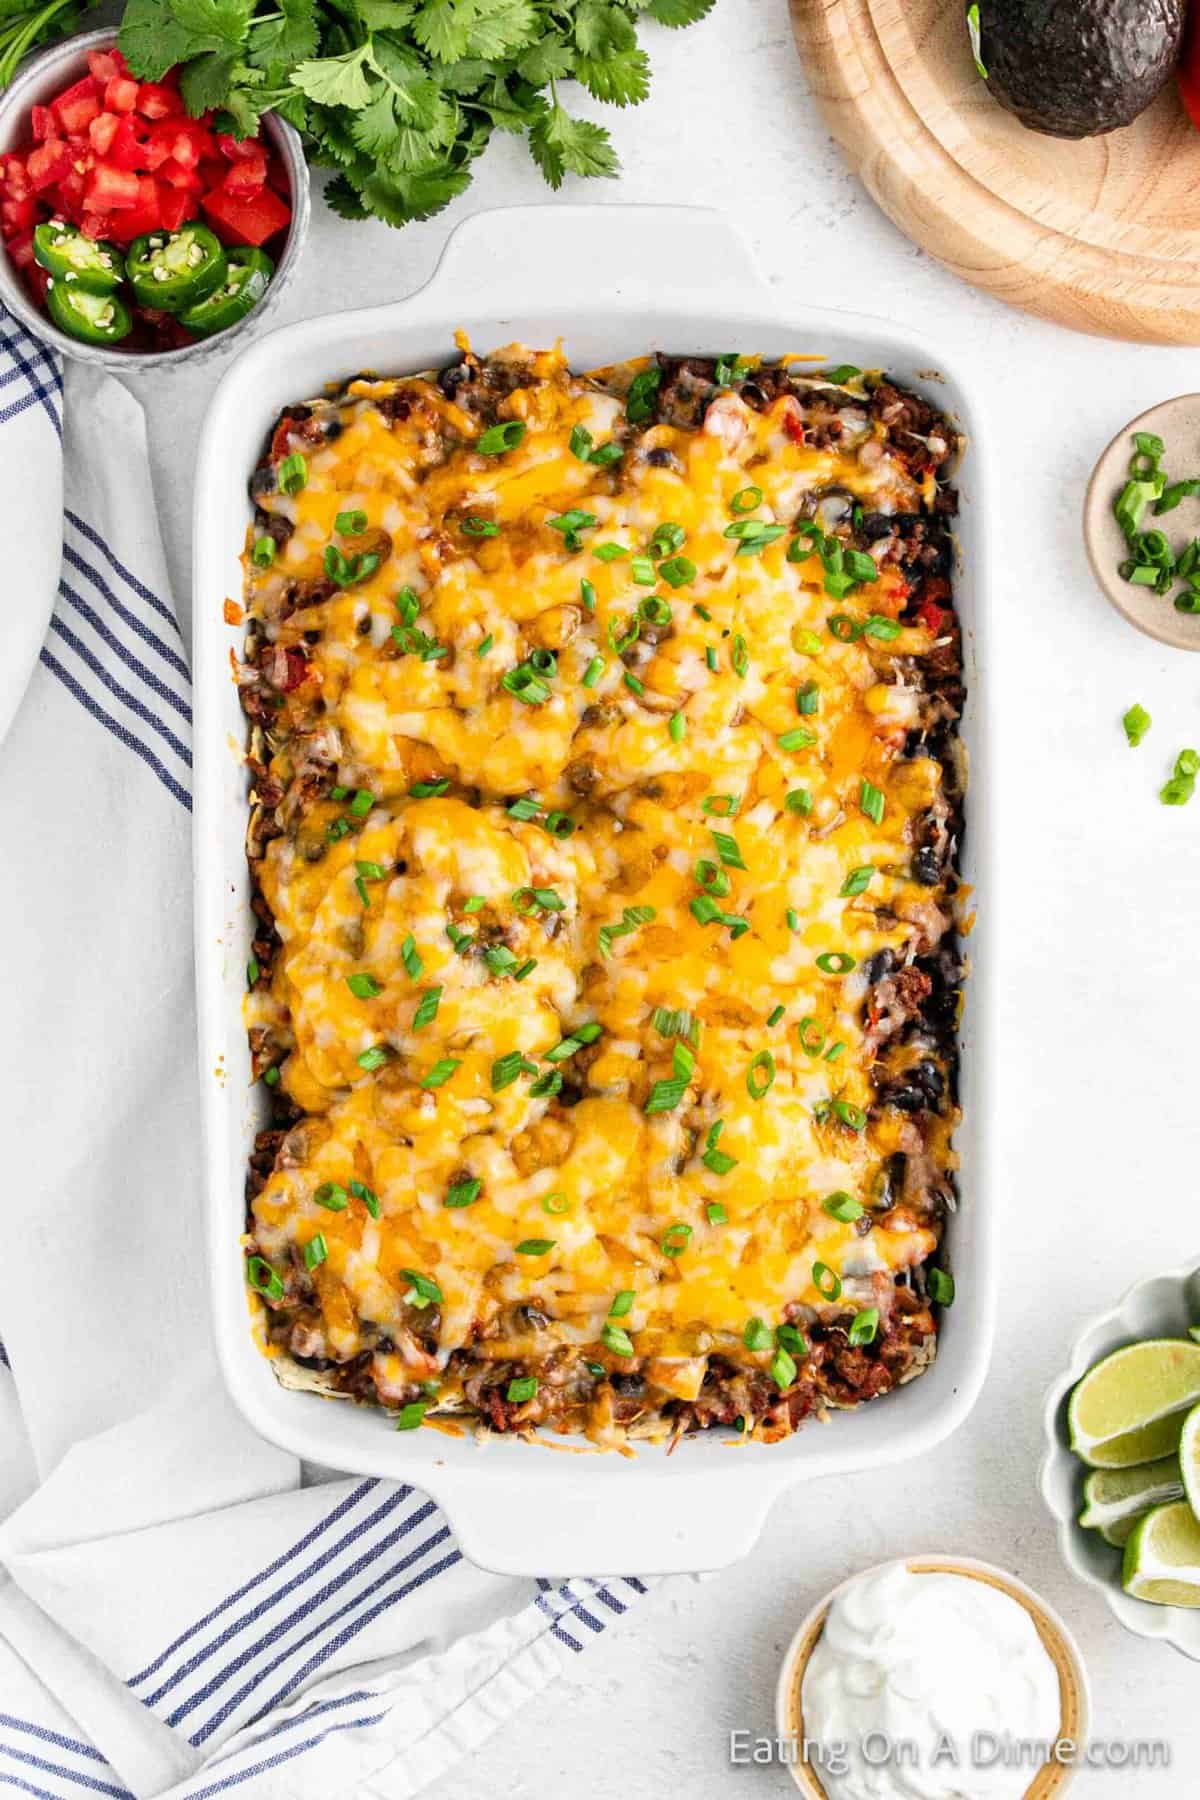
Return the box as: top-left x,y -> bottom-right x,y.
1079,1455 -> 1183,1546
1068,1340 -> 1200,1467
1123,1501 -> 1200,1606
1178,1401 -> 1200,1520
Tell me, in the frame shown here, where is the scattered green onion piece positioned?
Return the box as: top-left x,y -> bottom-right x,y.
477,420 -> 526,455
609,1289 -> 635,1318
246,1256 -> 284,1300
778,727 -> 817,752
746,1050 -> 775,1099
785,787 -> 813,816
335,508 -> 368,535
928,1267 -> 956,1305
823,1191 -> 863,1222
706,1202 -> 728,1224
816,951 -> 856,974
860,779 -> 885,824
349,1179 -> 380,1219
730,485 -> 763,515
304,1233 -> 328,1270
840,865 -> 874,898
356,1046 -> 390,1072
412,987 -> 441,1030
661,1223 -> 692,1257
848,1308 -> 880,1346
743,1316 -> 773,1352
445,1177 -> 481,1209
669,710 -> 686,743
400,935 -> 423,980
278,452 -> 307,495
813,1261 -> 842,1300
422,1058 -> 461,1090
314,1182 -> 348,1211
395,1401 -> 429,1430
769,1346 -> 797,1390
251,535 -> 276,568
346,972 -> 382,999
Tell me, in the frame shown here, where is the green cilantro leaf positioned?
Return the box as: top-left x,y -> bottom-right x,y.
529,102 -> 619,189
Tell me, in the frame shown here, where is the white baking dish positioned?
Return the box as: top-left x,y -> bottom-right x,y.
194,204 -> 995,1577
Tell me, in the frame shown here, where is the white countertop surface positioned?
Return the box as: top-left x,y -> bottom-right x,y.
127,0 -> 1200,1791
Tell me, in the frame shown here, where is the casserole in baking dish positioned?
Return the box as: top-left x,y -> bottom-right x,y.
195,205 -> 994,1573
238,343 -> 963,1452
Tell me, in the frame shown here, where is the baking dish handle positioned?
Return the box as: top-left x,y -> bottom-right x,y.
426,1466 -> 780,1578
419,203 -> 772,318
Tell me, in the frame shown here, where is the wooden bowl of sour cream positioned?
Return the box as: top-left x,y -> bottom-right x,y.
775,1557 -> 1090,1800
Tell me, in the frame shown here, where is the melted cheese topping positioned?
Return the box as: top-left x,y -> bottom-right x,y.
244,346 -> 954,1415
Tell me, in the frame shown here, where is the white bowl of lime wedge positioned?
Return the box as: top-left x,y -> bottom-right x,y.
1040,1260 -> 1200,1658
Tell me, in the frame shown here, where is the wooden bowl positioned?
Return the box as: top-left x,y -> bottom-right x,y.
1083,395 -> 1200,651
774,1556 -> 1089,1797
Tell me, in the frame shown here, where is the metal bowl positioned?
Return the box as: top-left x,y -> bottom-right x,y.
0,27 -> 310,370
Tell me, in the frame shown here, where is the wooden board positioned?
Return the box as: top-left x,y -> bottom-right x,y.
790,0 -> 1200,344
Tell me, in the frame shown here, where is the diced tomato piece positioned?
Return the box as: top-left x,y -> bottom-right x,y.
26,138 -> 71,192
136,82 -> 183,120
83,162 -> 140,211
0,194 -> 37,237
104,75 -> 140,114
26,261 -> 50,304
31,104 -> 55,142
54,167 -> 87,220
215,131 -> 261,162
53,76 -> 103,135
86,48 -> 129,83
88,112 -> 120,156
80,209 -> 117,240
6,226 -> 33,268
157,185 -> 190,232
143,116 -> 214,171
159,157 -> 203,193
2,154 -> 29,196
202,182 -> 290,247
265,152 -> 290,197
106,175 -> 163,243
222,143 -> 267,196
105,115 -> 148,171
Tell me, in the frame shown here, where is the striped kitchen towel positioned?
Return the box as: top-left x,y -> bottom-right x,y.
0,307 -> 649,1800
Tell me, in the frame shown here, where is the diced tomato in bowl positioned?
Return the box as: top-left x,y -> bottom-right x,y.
0,33 -> 297,358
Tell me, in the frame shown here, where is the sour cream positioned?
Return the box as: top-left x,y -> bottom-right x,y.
800,1564 -> 1062,1800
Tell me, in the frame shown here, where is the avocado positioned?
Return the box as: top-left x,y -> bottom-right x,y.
971,0 -> 1185,138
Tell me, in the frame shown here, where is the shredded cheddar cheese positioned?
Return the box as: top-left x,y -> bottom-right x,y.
240,345 -> 964,1448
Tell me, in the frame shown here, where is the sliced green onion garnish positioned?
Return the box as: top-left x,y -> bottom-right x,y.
746,1050 -> 775,1099
661,1223 -> 692,1257
795,680 -> 820,715
349,1178 -> 380,1218
445,1176 -> 481,1208
1123,703 -> 1151,746
812,1260 -> 842,1300
346,971 -> 382,999
840,865 -> 874,897
246,1255 -> 284,1299
669,710 -> 686,743
769,1346 -> 796,1390
477,420 -> 526,454
785,787 -> 813,816
304,1233 -> 328,1270
314,1182 -> 348,1211
730,485 -> 763,515
422,1058 -> 461,1089
516,1237 -> 555,1255
778,727 -> 817,753
395,1400 -> 429,1430
706,1201 -> 728,1223
609,1289 -> 635,1317
848,1307 -> 879,1346
356,1046 -> 390,1072
278,452 -> 307,495
816,951 -> 856,974
602,1322 -> 635,1356
507,1375 -> 538,1403
251,535 -> 276,568
928,1267 -> 956,1305
743,1316 -> 773,1351
400,935 -> 423,979
823,1191 -> 863,1222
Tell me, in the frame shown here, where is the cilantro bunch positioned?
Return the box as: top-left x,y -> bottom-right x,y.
116,0 -> 715,228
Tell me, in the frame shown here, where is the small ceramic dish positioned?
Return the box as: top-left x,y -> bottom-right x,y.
1083,396 -> 1200,651
774,1555 -> 1089,1798
1040,1259 -> 1200,1659
0,27 -> 310,370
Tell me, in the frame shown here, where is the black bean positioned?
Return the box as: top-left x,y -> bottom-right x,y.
611,1373 -> 645,1396
249,464 -> 275,500
911,845 -> 941,886
863,948 -> 896,985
